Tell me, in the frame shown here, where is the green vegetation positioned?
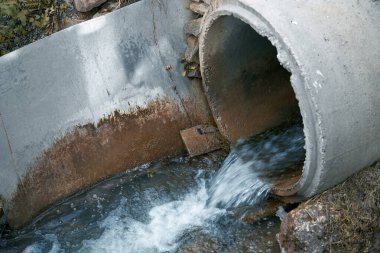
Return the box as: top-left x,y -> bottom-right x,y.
0,0 -> 68,55
0,0 -> 140,56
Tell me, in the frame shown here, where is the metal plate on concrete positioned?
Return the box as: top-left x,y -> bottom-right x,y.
180,125 -> 224,157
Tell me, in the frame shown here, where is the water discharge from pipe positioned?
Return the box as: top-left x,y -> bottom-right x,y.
207,123 -> 305,209
1,123 -> 305,252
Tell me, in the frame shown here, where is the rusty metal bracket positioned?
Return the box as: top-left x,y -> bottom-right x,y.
180,125 -> 225,157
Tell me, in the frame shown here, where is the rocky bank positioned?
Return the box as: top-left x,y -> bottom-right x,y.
279,162 -> 380,253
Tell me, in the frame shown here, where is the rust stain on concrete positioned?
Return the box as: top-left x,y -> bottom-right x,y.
8,99 -> 195,228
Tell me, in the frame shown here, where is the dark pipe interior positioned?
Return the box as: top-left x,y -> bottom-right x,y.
203,16 -> 302,143
202,15 -> 305,191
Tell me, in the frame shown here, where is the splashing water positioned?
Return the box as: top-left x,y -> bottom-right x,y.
207,123 -> 305,208
78,175 -> 224,253
0,123 -> 304,253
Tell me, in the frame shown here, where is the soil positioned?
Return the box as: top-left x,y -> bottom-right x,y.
0,0 -> 139,56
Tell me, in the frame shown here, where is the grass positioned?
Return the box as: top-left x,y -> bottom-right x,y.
322,162 -> 380,252
285,162 -> 380,252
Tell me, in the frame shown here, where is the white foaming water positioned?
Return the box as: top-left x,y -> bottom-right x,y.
78,176 -> 224,253
76,124 -> 304,252
207,124 -> 305,209
22,234 -> 61,253
207,153 -> 270,208
18,124 -> 304,253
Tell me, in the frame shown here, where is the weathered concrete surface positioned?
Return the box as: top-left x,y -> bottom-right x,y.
0,0 -> 213,228
279,162 -> 380,253
199,0 -> 380,198
9,100 -> 192,227
200,14 -> 300,142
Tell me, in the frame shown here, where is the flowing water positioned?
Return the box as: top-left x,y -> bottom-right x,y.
0,123 -> 305,253
208,123 -> 305,209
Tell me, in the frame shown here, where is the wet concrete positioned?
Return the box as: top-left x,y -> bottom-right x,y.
8,99 -> 192,228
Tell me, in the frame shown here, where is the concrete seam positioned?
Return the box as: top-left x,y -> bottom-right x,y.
150,0 -> 194,126
0,112 -> 27,197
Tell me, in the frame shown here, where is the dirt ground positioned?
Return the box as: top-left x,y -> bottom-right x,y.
0,0 -> 138,56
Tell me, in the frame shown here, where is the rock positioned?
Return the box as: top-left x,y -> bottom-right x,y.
186,69 -> 202,79
186,35 -> 198,49
62,18 -> 85,29
189,2 -> 209,15
93,1 -> 120,18
279,162 -> 380,253
74,0 -> 108,12
192,0 -> 212,4
185,35 -> 199,62
238,199 -> 283,224
184,18 -> 203,37
279,202 -> 328,253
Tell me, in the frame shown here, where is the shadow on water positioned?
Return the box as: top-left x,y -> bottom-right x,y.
0,122 -> 305,253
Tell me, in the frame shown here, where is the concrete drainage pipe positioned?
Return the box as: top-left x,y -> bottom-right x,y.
198,0 -> 380,199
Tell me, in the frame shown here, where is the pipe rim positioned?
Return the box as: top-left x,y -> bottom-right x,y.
198,3 -> 323,198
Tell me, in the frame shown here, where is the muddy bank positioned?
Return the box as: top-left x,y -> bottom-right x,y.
279,162 -> 380,253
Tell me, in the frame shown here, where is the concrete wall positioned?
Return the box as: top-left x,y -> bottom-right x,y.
3,0 -> 379,228
0,0 -> 212,227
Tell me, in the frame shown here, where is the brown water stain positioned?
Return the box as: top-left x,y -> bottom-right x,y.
8,99 -> 195,228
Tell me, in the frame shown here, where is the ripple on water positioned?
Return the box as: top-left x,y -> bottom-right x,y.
1,122 -> 304,253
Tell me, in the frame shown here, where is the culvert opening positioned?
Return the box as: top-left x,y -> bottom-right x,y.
201,15 -> 305,196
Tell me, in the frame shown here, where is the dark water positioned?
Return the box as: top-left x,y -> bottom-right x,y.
0,123 -> 305,253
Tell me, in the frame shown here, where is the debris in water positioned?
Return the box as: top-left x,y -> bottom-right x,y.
276,206 -> 287,221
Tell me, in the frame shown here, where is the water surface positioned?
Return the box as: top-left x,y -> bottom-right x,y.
0,123 -> 304,253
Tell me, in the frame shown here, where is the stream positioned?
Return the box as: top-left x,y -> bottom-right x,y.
0,123 -> 305,253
